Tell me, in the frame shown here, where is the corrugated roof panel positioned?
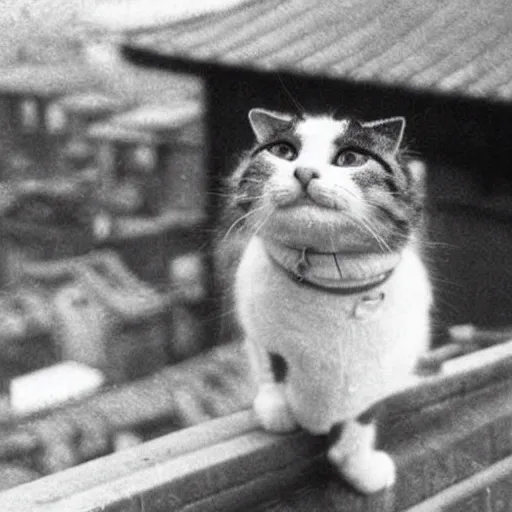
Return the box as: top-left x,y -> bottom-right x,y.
126,0 -> 512,103
498,82 -> 512,100
407,3 -> 508,85
169,0 -> 279,56
351,4 -> 460,80
320,4 -> 434,80
456,46 -> 512,98
374,6 -> 482,82
199,0 -> 308,59
220,4 -> 320,63
296,5 -> 430,72
256,1 -> 393,69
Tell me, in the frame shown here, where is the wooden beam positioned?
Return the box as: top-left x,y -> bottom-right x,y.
0,410 -> 260,511
3,341 -> 512,510
404,455 -> 512,512
379,339 -> 512,419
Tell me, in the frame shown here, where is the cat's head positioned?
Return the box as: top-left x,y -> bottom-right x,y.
229,108 -> 425,253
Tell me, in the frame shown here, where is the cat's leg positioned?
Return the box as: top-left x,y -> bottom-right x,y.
246,338 -> 298,433
327,413 -> 395,494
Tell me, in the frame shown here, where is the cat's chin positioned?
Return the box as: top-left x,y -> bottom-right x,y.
273,200 -> 337,224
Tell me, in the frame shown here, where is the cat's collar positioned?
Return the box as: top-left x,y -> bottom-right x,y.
264,239 -> 400,295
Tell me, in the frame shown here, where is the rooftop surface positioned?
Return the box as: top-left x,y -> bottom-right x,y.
125,0 -> 512,103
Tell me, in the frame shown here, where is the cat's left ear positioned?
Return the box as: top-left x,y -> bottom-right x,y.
362,117 -> 406,153
248,108 -> 293,143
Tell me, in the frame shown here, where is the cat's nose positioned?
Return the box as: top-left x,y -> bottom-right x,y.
294,167 -> 319,187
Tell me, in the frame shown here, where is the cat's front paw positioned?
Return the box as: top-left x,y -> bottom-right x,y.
330,449 -> 396,494
253,383 -> 298,433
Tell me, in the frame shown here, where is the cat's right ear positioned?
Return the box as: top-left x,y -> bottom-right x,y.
248,109 -> 292,143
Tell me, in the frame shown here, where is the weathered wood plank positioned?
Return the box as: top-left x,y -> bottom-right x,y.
404,454 -> 512,512
0,410 -> 258,510
251,378 -> 512,512
3,429 -> 324,512
2,342 -> 512,511
378,339 -> 512,419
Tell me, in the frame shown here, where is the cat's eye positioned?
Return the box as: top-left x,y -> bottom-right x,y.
266,142 -> 297,161
334,150 -> 369,167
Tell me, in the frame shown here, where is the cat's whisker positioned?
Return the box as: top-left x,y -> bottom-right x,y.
361,209 -> 398,251
207,191 -> 240,198
239,193 -> 270,202
222,205 -> 266,242
326,204 -> 390,253
277,72 -> 305,116
426,275 -> 463,288
365,221 -> 393,253
251,206 -> 276,238
430,295 -> 460,315
334,185 -> 362,201
422,240 -> 459,249
351,212 -> 393,253
334,189 -> 398,251
240,178 -> 265,185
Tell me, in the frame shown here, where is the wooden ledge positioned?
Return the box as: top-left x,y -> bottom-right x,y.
87,104 -> 204,146
2,341 -> 512,510
0,410 -> 322,512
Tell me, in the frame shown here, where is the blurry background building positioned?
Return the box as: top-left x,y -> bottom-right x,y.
0,0 -> 252,490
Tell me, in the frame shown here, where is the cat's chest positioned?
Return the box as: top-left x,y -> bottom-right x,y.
236,238 -> 394,339
236,236 -> 431,425
236,236 -> 432,353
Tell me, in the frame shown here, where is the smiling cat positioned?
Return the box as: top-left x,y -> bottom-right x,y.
230,108 -> 432,493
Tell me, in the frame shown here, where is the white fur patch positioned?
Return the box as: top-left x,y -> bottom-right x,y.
295,117 -> 348,167
253,382 -> 298,433
238,237 -> 432,432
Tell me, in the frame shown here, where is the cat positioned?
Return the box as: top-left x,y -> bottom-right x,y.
229,108 -> 432,494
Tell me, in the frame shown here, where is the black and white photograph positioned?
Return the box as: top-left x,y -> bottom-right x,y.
0,0 -> 510,510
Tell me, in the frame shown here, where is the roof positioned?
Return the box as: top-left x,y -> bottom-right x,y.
125,0 -> 512,103
109,101 -> 202,133
83,0 -> 247,32
55,92 -> 129,117
87,100 -> 203,144
0,63 -> 97,97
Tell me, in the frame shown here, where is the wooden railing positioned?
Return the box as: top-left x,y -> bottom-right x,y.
2,340 -> 512,511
